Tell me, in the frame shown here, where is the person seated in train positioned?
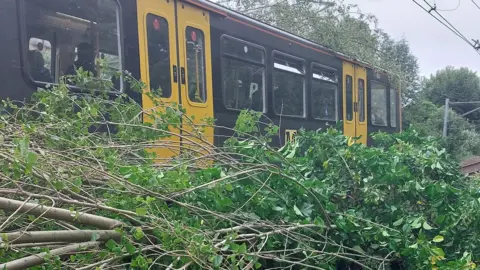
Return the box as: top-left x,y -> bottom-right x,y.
28,50 -> 52,83
66,42 -> 97,77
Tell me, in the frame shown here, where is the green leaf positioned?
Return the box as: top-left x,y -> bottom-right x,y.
105,239 -> 117,250
433,235 -> 444,243
393,217 -> 404,227
125,241 -> 136,255
411,217 -> 422,229
238,243 -> 247,254
225,184 -> 233,192
423,221 -> 433,230
133,227 -> 144,240
212,255 -> 223,267
293,205 -> 303,217
272,206 -> 284,211
136,208 -> 147,216
431,247 -> 445,257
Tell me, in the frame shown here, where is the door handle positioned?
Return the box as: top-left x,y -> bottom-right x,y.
180,67 -> 186,85
353,102 -> 358,112
173,65 -> 178,83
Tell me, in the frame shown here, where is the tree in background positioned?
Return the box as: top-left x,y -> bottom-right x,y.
213,0 -> 420,103
421,66 -> 480,121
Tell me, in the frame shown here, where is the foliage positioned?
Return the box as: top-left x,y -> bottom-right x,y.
403,100 -> 480,160
1,71 -> 480,270
213,0 -> 420,103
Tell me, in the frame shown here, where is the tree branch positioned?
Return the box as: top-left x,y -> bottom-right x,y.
0,241 -> 100,270
0,197 -> 123,229
2,230 -> 121,245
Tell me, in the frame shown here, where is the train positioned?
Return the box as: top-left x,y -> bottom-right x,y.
1,0 -> 401,157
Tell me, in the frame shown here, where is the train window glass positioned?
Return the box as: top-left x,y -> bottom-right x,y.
28,38 -> 53,83
146,14 -> 171,98
390,88 -> 397,127
273,53 -> 305,117
185,27 -> 207,103
311,66 -> 337,121
24,0 -> 122,90
222,36 -> 264,64
221,36 -> 265,112
358,79 -> 365,122
371,81 -> 388,126
345,75 -> 353,121
222,59 -> 265,112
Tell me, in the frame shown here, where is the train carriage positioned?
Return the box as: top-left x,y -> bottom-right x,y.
0,0 -> 401,157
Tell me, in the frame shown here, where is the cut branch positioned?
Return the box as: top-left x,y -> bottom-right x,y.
2,230 -> 121,245
0,197 -> 124,229
0,241 -> 100,270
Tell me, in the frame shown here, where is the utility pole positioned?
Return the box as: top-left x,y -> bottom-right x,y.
443,98 -> 449,137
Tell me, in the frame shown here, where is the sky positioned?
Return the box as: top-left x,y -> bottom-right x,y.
344,0 -> 480,77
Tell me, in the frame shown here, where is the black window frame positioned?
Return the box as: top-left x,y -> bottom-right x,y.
310,62 -> 338,122
272,50 -> 306,118
390,87 -> 397,128
220,34 -> 267,113
18,0 -> 125,94
370,80 -> 388,127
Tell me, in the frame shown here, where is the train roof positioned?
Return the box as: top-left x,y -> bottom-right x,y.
184,0 -> 391,75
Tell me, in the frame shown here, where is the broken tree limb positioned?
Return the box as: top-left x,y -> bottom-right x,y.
0,197 -> 124,229
0,241 -> 100,270
2,230 -> 121,245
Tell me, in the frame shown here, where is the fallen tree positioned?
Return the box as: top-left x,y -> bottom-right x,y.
0,71 -> 479,269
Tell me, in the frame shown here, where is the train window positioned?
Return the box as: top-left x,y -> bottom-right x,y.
28,38 -> 53,83
273,53 -> 305,117
146,14 -> 171,98
371,81 -> 388,126
221,36 -> 265,112
358,79 -> 365,122
185,27 -> 207,103
23,0 -> 123,90
345,75 -> 353,121
311,66 -> 337,121
390,88 -> 397,127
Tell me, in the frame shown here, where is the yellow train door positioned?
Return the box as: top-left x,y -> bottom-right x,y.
176,1 -> 214,156
137,0 -> 181,160
342,62 -> 368,144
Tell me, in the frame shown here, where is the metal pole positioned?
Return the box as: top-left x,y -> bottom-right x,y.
443,98 -> 449,137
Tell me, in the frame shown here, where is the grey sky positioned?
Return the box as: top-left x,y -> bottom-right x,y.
344,0 -> 480,77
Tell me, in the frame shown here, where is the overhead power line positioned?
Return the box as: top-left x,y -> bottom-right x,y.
412,0 -> 480,56
471,0 -> 480,9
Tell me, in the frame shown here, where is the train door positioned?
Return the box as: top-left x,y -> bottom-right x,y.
137,0 -> 213,160
137,0 -> 180,159
176,1 -> 214,154
342,62 -> 368,144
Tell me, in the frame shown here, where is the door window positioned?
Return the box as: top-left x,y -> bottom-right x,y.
358,79 -> 365,123
345,75 -> 353,121
146,14 -> 171,98
185,27 -> 207,103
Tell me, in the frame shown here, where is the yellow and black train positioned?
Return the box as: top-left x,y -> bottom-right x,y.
1,0 -> 400,154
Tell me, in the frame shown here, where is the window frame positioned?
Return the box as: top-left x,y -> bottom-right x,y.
19,0 -> 125,93
390,87 -> 397,128
369,80 -> 388,127
220,34 -> 267,113
310,62 -> 338,121
272,50 -> 306,118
